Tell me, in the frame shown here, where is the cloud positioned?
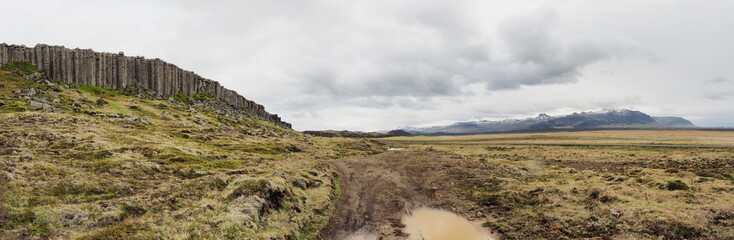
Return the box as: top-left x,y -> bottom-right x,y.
708,76 -> 729,84
488,8 -> 643,90
284,4 -> 643,104
703,91 -> 734,100
4,0 -> 734,130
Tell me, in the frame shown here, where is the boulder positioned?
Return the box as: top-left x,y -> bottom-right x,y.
292,179 -> 308,190
227,195 -> 268,227
95,98 -> 108,105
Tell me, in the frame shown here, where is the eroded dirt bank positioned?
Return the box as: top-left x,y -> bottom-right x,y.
319,150 -> 495,240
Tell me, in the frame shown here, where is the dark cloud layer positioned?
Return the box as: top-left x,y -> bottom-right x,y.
293,5 -> 640,99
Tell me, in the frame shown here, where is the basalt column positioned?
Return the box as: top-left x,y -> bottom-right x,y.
0,43 -> 291,129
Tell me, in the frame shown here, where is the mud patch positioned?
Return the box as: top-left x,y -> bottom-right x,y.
403,208 -> 494,240
320,151 -> 498,239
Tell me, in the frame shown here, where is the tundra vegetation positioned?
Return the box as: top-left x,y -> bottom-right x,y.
0,62 -> 384,239
383,131 -> 734,239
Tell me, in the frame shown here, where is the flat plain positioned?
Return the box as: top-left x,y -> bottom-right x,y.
370,130 -> 734,239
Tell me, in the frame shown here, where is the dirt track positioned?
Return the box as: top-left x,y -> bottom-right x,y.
319,150 -> 493,240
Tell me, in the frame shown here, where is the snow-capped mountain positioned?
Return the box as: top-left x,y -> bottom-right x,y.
397,109 -> 696,134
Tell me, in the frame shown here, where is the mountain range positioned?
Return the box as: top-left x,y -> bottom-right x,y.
398,109 -> 696,135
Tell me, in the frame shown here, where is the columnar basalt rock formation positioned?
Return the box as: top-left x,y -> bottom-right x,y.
0,43 -> 290,128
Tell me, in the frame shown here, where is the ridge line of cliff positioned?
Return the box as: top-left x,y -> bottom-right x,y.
0,43 -> 290,129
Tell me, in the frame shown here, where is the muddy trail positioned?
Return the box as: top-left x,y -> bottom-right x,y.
319,150 -> 496,240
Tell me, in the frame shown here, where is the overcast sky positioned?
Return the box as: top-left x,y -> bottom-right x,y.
2,0 -> 733,130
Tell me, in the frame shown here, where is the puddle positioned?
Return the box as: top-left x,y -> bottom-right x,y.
402,208 -> 494,240
387,147 -> 406,151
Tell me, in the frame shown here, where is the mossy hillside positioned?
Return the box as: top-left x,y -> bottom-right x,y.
0,66 -> 386,239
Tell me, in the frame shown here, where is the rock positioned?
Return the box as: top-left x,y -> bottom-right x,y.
25,88 -> 37,96
123,115 -> 150,124
52,98 -> 60,103
125,116 -> 140,122
227,195 -> 268,227
292,179 -> 308,190
1,43 -> 295,128
29,101 -> 45,108
198,121 -> 209,127
1,170 -> 19,181
610,208 -> 622,218
96,98 -> 108,105
34,97 -> 48,103
28,100 -> 56,111
24,72 -> 42,80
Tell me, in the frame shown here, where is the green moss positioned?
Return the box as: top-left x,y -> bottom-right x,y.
0,99 -> 28,112
169,155 -> 205,164
171,168 -> 205,179
172,92 -> 191,103
50,140 -> 76,149
237,143 -> 286,154
46,177 -> 135,203
77,85 -> 106,95
192,92 -> 215,101
155,103 -> 168,110
28,207 -> 60,235
1,61 -> 41,75
106,99 -> 124,114
3,207 -> 35,229
667,180 -> 689,191
121,203 -> 147,219
228,180 -> 269,200
26,164 -> 68,181
206,159 -> 245,170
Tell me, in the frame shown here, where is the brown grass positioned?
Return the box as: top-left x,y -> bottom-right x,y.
384,130 -> 734,239
0,69 -> 385,239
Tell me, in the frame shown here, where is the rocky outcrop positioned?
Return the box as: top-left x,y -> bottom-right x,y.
0,43 -> 290,129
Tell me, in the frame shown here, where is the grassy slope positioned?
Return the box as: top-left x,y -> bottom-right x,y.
0,67 -> 384,239
385,132 -> 734,239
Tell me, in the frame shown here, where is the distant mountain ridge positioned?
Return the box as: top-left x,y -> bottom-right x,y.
398,109 -> 696,135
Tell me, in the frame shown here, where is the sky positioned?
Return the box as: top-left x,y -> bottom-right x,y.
2,0 -> 733,131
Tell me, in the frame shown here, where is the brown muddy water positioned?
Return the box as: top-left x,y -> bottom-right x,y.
402,208 -> 495,240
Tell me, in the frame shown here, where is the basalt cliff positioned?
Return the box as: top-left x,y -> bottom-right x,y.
0,43 -> 290,128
